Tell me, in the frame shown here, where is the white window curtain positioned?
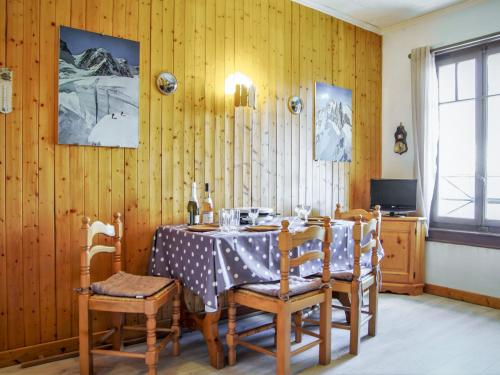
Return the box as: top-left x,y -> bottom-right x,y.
411,47 -> 439,234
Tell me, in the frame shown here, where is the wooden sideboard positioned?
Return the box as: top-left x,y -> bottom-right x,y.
379,216 -> 426,295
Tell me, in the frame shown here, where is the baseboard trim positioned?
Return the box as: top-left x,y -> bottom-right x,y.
424,283 -> 500,310
0,330 -> 111,369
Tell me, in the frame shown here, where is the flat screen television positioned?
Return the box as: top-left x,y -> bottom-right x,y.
370,179 -> 417,215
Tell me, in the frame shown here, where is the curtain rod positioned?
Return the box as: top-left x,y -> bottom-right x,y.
407,31 -> 500,59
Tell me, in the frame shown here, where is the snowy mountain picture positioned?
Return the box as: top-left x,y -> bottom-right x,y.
314,82 -> 352,161
58,26 -> 140,148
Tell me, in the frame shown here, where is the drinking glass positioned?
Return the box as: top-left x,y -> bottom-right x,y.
230,209 -> 240,232
219,209 -> 231,232
248,207 -> 260,226
303,205 -> 312,221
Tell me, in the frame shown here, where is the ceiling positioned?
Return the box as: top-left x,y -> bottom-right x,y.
294,0 -> 468,31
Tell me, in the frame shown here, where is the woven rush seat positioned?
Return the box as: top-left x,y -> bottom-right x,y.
239,276 -> 323,298
331,266 -> 372,281
91,271 -> 173,298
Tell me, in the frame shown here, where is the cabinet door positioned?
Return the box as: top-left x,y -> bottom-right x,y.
380,221 -> 413,283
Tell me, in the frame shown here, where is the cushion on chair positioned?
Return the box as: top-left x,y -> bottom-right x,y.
91,271 -> 173,298
239,276 -> 323,298
331,266 -> 373,281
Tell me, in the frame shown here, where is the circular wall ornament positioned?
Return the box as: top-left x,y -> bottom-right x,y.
156,72 -> 178,95
288,96 -> 303,115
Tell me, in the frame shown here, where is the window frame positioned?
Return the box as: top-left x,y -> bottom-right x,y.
484,42 -> 500,229
431,40 -> 500,236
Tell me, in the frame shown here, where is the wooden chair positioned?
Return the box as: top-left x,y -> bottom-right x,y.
77,213 -> 181,375
226,217 -> 333,375
332,204 -> 381,355
301,205 -> 381,355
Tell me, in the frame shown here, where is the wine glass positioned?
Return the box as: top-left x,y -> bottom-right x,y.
248,207 -> 260,226
303,205 -> 312,222
294,204 -> 304,220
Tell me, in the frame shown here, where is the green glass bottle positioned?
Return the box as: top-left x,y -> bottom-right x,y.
187,182 -> 200,225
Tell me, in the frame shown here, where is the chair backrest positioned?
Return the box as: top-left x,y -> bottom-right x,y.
335,203 -> 381,239
334,204 -> 381,278
80,213 -> 123,290
277,217 -> 332,298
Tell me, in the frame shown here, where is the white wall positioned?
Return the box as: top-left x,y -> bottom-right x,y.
426,242 -> 500,298
381,0 -> 500,297
382,0 -> 500,178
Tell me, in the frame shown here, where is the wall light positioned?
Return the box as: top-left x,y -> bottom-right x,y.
225,72 -> 256,108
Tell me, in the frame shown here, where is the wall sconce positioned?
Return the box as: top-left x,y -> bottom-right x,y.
225,72 -> 255,109
234,83 -> 255,108
394,122 -> 408,155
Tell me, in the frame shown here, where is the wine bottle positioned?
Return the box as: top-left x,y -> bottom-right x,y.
187,182 -> 200,225
201,183 -> 214,224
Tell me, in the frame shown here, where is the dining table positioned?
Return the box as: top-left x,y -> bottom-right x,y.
148,218 -> 382,369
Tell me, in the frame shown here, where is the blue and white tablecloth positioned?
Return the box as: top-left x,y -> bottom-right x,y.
149,221 -> 379,310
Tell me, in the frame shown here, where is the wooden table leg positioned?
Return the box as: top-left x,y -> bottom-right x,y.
201,309 -> 224,369
181,298 -> 225,369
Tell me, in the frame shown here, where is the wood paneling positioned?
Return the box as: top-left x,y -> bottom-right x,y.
6,0 -> 25,350
22,0 -> 41,347
0,0 -> 381,363
0,0 -> 6,351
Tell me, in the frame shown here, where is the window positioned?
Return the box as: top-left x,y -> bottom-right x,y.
433,41 -> 500,234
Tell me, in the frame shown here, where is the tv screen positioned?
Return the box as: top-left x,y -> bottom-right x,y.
370,179 -> 417,213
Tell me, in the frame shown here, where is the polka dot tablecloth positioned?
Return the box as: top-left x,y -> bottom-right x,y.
149,221 -> 382,311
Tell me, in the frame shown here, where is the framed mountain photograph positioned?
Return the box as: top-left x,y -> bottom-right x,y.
58,26 -> 140,148
314,82 -> 352,161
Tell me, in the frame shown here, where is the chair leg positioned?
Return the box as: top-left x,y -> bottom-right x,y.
276,310 -> 291,375
368,281 -> 378,337
294,311 -> 303,343
226,292 -> 237,366
111,312 -> 124,351
78,295 -> 93,375
349,283 -> 361,355
145,313 -> 158,375
319,291 -> 332,365
172,283 -> 181,356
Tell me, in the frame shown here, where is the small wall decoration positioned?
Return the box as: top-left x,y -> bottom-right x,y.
314,82 -> 352,161
288,96 -> 303,115
156,72 -> 178,95
394,122 -> 408,155
58,26 -> 140,148
0,68 -> 13,114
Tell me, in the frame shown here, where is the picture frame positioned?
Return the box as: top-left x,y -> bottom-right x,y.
58,26 -> 140,148
314,81 -> 353,161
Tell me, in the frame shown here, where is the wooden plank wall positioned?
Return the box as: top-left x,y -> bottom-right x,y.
0,0 -> 381,363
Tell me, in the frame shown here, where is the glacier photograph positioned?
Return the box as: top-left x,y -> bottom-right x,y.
58,26 -> 139,148
314,82 -> 352,161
